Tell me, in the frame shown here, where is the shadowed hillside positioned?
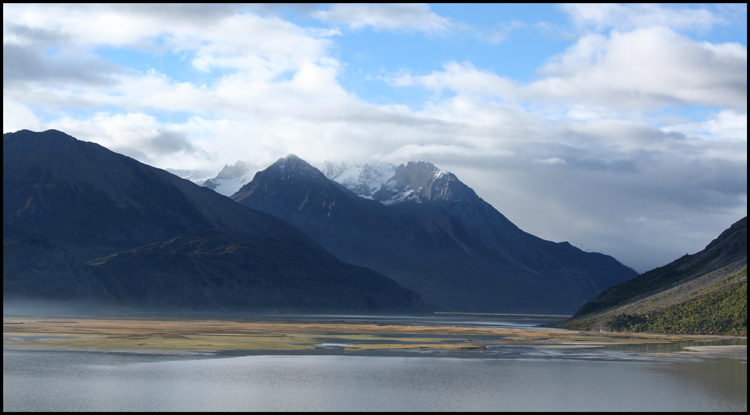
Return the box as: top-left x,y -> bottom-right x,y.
3,130 -> 429,315
551,217 -> 747,335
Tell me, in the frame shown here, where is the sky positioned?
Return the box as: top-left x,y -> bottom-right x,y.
3,3 -> 747,273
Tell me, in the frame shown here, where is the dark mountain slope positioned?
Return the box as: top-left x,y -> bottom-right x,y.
3,129 -> 308,261
232,156 -> 638,314
88,230 -> 426,314
3,225 -> 110,303
552,216 -> 747,335
3,130 -> 428,315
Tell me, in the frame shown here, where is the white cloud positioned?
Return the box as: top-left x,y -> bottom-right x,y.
2,4 -> 746,273
390,61 -> 519,101
184,13 -> 340,76
531,27 -> 747,111
388,27 -> 747,114
2,97 -> 43,133
661,110 -> 748,143
2,4 -> 351,138
531,157 -> 567,165
46,112 -> 210,167
561,3 -> 727,32
3,4 -> 340,83
313,3 -> 451,34
382,143 -> 513,163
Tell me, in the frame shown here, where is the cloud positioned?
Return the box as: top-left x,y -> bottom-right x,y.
531,27 -> 747,111
2,7 -> 344,119
2,97 -> 43,133
381,143 -> 513,164
479,20 -> 526,44
46,112 -> 209,166
313,3 -> 451,34
2,4 -> 745,273
3,4 -> 339,78
148,129 -> 203,155
2,4 -> 239,48
531,157 -> 567,165
3,43 -> 128,88
561,3 -> 727,32
183,13 -> 340,76
661,110 -> 747,143
388,27 -> 747,113
389,61 -> 519,101
313,4 -> 523,45
106,3 -> 242,25
2,23 -> 71,46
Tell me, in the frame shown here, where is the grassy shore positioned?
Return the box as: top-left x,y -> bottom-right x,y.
3,316 -> 745,357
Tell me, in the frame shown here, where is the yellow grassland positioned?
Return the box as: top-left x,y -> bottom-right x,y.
3,316 -> 742,354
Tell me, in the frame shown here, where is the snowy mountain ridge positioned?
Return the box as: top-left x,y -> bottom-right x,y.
182,157 -> 451,205
317,161 -> 397,200
318,160 -> 451,205
231,154 -> 640,314
202,160 -> 264,196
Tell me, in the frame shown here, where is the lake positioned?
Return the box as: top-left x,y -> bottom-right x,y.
3,315 -> 747,412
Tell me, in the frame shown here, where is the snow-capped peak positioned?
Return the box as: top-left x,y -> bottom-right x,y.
317,161 -> 397,199
319,160 -> 458,205
197,157 -> 461,203
199,160 -> 262,196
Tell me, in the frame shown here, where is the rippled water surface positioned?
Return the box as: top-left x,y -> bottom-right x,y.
3,316 -> 747,412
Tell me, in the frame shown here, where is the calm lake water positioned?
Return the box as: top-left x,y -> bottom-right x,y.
3,316 -> 747,412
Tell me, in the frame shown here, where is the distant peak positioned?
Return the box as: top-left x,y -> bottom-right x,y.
274,153 -> 311,168
319,159 -> 465,205
265,154 -> 327,181
318,160 -> 398,199
274,154 -> 316,169
392,161 -> 449,188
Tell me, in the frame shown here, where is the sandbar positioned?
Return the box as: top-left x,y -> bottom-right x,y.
3,316 -> 744,359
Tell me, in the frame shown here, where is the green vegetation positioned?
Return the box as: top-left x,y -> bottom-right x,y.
546,316 -> 595,331
574,216 -> 746,320
574,253 -> 707,317
551,268 -> 747,336
610,274 -> 746,336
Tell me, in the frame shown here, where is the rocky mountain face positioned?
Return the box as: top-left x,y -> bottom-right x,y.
3,130 -> 429,315
232,155 -> 638,314
553,216 -> 747,335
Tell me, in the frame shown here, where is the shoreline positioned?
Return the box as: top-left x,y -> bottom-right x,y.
4,316 -> 746,361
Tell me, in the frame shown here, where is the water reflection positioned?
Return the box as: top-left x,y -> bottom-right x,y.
4,315 -> 746,411
3,349 -> 746,412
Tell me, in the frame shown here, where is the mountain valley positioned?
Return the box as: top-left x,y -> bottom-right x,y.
3,128 -> 745,335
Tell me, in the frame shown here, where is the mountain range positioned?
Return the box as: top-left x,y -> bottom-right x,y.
3,130 -> 428,315
551,216 -> 747,335
5,128 -> 744,334
232,155 -> 639,314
